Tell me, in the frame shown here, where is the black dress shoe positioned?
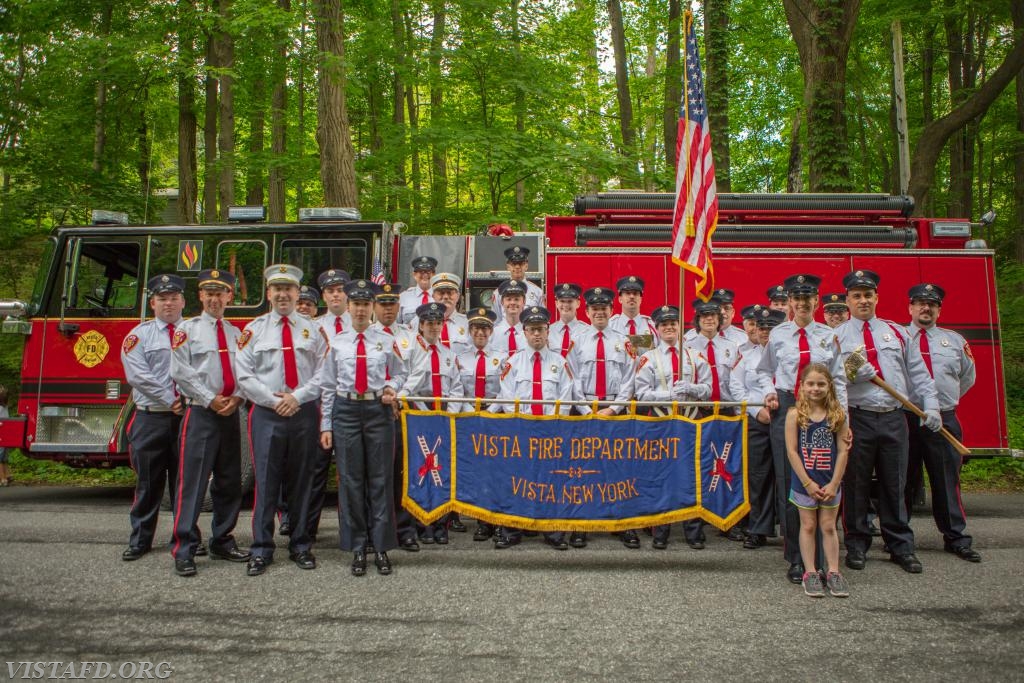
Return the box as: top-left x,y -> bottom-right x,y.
891,552 -> 923,573
569,531 -> 587,548
787,562 -> 805,584
351,551 -> 367,576
289,550 -> 317,570
946,545 -> 982,563
194,542 -> 208,557
174,558 -> 197,577
621,530 -> 641,549
122,546 -> 149,561
246,556 -> 270,577
652,537 -> 668,550
687,540 -> 706,550
846,549 -> 867,570
544,535 -> 569,550
209,546 -> 251,562
494,535 -> 521,549
448,516 -> 467,532
375,552 -> 393,575
721,526 -> 745,542
743,534 -> 766,549
278,522 -> 292,537
418,529 -> 435,545
473,524 -> 494,541
399,536 -> 420,552
433,527 -> 449,545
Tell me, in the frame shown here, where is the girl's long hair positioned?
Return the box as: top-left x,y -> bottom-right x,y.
795,362 -> 845,432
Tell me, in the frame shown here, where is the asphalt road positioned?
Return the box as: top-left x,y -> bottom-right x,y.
0,486 -> 1022,682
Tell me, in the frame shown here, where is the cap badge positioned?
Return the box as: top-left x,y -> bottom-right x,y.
358,280 -> 366,287
629,276 -> 637,282
797,275 -> 805,283
383,284 -> 392,292
531,307 -> 539,313
279,266 -> 287,273
211,269 -> 219,278
662,306 -> 669,311
925,284 -> 934,291
595,288 -> 602,294
855,270 -> 864,277
161,275 -> 169,283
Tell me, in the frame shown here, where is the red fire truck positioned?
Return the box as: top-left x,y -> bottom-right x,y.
0,192 -> 1009,468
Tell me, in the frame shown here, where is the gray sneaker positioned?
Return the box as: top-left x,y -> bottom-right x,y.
826,571 -> 850,597
802,571 -> 825,598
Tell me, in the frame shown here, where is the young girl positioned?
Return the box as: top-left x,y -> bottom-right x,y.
785,363 -> 850,598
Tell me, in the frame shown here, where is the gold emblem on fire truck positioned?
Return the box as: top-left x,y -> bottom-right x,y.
75,330 -> 110,368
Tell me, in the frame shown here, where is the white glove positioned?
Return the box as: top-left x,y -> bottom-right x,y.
854,362 -> 877,382
922,409 -> 942,432
671,381 -> 695,400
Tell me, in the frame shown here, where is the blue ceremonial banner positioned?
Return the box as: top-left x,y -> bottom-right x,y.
401,411 -> 748,532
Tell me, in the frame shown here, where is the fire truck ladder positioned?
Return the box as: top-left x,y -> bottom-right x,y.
416,435 -> 444,487
708,441 -> 732,493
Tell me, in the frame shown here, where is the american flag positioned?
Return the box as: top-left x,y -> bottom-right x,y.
370,256 -> 386,285
671,10 -> 718,301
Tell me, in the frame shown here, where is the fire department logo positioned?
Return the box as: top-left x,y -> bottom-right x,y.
121,334 -> 139,355
171,329 -> 188,349
75,330 -> 110,368
238,329 -> 253,349
707,440 -> 735,493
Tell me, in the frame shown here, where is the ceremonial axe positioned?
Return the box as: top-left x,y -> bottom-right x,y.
843,346 -> 970,456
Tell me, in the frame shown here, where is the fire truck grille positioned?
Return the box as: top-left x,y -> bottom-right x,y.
33,406 -> 121,452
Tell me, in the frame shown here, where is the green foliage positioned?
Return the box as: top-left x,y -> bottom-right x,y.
7,449 -> 136,486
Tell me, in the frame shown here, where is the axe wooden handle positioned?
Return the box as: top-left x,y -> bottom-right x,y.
869,376 -> 971,456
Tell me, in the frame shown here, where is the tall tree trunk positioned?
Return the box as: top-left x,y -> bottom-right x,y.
429,0 -> 447,222
908,37 -> 1024,212
216,0 -> 235,222
576,0 -> 602,193
295,0 -> 308,214
608,0 -> 638,185
704,0 -> 730,191
390,0 -> 407,214
513,0 -> 526,211
203,28 -> 219,222
406,83 -> 422,220
920,22 -> 937,215
644,38 -> 657,191
663,0 -> 681,174
177,0 -> 198,224
246,76 -> 265,207
782,0 -> 861,191
1012,1 -> 1024,264
945,0 -> 977,217
92,1 -> 113,176
268,0 -> 291,222
314,0 -> 359,207
137,91 -> 151,210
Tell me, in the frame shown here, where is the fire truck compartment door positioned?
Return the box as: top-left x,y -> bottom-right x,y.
0,416 -> 27,448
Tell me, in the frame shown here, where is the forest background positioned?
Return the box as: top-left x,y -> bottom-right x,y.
1,0 -> 1023,484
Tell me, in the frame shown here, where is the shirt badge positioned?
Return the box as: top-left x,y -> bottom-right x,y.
171,329 -> 188,350
941,339 -> 950,347
401,339 -> 409,349
550,364 -> 558,373
376,342 -> 383,351
237,329 -> 253,349
883,334 -> 892,342
302,328 -> 310,339
122,334 -> 140,354
492,357 -> 499,366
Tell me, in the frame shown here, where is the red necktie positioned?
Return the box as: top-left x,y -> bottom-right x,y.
628,319 -> 637,336
281,316 -> 299,390
532,351 -> 544,415
706,340 -> 721,401
383,326 -> 392,335
796,327 -> 810,397
441,321 -> 451,348
863,321 -> 884,380
334,316 -> 343,335
595,331 -> 607,400
216,320 -> 236,397
421,290 -> 429,305
919,331 -> 933,377
475,350 -> 487,398
430,344 -> 443,401
669,346 -> 679,383
167,322 -> 179,397
355,333 -> 368,393
560,325 -> 571,357
508,327 -> 517,354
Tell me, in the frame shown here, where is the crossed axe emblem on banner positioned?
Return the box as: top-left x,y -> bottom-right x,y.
708,441 -> 734,493
416,435 -> 444,487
